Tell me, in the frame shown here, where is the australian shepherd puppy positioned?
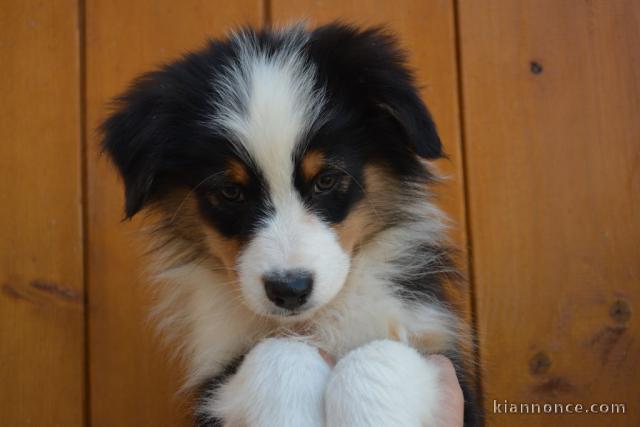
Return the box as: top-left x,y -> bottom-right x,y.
102,23 -> 481,426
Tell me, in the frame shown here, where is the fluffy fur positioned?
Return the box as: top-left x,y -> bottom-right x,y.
102,22 -> 482,426
205,338 -> 331,426
326,340 -> 444,426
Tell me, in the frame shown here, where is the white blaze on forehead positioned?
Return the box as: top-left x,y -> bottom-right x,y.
209,27 -> 326,201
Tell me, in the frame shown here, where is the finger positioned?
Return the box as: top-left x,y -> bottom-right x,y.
428,355 -> 464,427
318,348 -> 335,367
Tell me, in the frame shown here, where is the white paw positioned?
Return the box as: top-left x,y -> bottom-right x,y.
325,340 -> 443,427
207,338 -> 331,427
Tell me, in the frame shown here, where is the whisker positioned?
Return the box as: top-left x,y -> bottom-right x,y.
169,171 -> 226,224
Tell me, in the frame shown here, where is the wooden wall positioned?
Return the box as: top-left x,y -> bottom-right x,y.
1,1 -> 85,425
1,1 -> 637,425
459,1 -> 640,425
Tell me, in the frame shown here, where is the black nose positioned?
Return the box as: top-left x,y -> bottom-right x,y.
263,270 -> 313,310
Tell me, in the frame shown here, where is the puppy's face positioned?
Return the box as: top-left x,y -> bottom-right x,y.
196,141 -> 359,318
102,24 -> 442,320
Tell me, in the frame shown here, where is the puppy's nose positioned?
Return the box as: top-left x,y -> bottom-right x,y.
263,270 -> 313,310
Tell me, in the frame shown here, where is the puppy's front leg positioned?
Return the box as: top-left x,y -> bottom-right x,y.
201,338 -> 331,427
325,340 -> 447,427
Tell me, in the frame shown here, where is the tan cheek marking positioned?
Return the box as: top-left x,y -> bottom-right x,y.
150,190 -> 244,282
332,204 -> 371,254
301,150 -> 326,182
331,164 -> 392,254
227,158 -> 250,186
362,163 -> 393,195
157,189 -> 210,245
203,227 -> 243,281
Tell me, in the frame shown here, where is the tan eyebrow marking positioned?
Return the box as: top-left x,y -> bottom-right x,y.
301,150 -> 326,182
226,158 -> 250,185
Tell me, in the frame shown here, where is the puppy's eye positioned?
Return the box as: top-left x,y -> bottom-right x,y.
313,172 -> 340,195
220,184 -> 245,203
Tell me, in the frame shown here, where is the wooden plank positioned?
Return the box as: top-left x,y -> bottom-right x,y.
459,0 -> 640,425
0,1 -> 84,425
85,2 -> 263,426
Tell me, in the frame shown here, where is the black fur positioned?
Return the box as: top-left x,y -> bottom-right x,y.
195,356 -> 245,427
391,244 -> 462,304
308,24 -> 443,161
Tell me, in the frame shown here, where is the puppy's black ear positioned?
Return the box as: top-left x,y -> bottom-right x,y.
375,91 -> 443,160
358,28 -> 443,160
311,24 -> 443,159
100,73 -> 167,218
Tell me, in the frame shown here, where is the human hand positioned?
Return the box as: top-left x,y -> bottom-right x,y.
429,354 -> 465,426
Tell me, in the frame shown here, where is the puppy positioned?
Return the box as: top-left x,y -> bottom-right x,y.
102,23 -> 482,426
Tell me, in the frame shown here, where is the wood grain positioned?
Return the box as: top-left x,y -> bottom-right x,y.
459,0 -> 640,425
0,1 -> 84,425
85,1 -> 263,426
